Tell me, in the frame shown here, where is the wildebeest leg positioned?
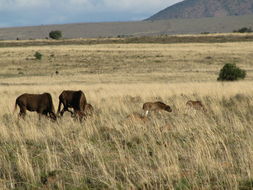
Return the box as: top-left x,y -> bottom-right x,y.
202,106 -> 207,113
58,100 -> 73,116
37,109 -> 47,120
59,109 -> 65,116
49,112 -> 57,121
19,106 -> 26,119
60,106 -> 74,116
57,100 -> 62,115
59,105 -> 68,116
65,108 -> 74,115
74,110 -> 86,122
79,112 -> 86,122
59,100 -> 74,116
144,110 -> 149,117
58,99 -> 67,116
38,113 -> 42,120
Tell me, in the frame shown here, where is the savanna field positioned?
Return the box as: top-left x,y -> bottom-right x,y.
1,35 -> 253,189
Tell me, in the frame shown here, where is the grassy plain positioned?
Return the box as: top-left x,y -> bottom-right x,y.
0,38 -> 253,189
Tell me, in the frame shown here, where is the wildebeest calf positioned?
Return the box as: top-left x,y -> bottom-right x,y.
84,103 -> 94,117
126,112 -> 149,124
57,90 -> 87,119
14,93 -> 57,120
186,100 -> 207,112
143,101 -> 172,116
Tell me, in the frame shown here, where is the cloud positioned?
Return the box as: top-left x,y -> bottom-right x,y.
0,0 -> 183,27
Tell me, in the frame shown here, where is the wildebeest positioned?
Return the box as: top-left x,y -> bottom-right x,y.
143,101 -> 172,116
84,103 -> 94,117
125,112 -> 149,124
57,90 -> 87,119
186,100 -> 207,112
14,93 -> 57,120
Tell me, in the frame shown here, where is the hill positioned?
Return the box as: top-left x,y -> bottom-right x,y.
0,15 -> 253,40
148,0 -> 253,20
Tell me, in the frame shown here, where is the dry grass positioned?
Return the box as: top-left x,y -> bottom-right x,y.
0,41 -> 253,189
1,41 -> 253,84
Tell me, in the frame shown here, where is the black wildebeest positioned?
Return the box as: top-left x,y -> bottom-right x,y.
14,93 -> 57,120
57,90 -> 87,119
143,101 -> 172,116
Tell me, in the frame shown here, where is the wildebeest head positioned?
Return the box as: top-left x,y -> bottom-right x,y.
165,105 -> 172,112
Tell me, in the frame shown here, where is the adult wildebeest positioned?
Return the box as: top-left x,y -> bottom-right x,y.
57,90 -> 87,119
143,101 -> 172,116
14,93 -> 57,120
186,100 -> 207,112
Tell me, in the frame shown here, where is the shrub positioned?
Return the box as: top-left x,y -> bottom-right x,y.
201,32 -> 210,34
49,30 -> 62,40
233,27 -> 252,33
34,51 -> 43,60
217,63 -> 246,81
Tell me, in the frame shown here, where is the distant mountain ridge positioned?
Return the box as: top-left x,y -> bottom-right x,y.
148,0 -> 253,20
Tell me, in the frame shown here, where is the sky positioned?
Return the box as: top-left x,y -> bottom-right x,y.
0,0 -> 183,27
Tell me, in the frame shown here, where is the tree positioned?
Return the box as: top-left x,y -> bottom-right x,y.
217,63 -> 246,81
233,27 -> 252,33
49,30 -> 62,40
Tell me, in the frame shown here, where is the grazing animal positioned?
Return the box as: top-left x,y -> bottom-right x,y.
143,101 -> 172,116
126,112 -> 149,124
84,103 -> 94,117
14,93 -> 57,120
57,90 -> 87,119
186,100 -> 207,112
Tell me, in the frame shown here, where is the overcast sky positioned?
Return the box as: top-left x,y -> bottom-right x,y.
0,0 -> 183,27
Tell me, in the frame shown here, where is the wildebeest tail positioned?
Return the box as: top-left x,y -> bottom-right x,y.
13,99 -> 18,113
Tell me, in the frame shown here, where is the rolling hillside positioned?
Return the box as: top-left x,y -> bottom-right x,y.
148,0 -> 253,20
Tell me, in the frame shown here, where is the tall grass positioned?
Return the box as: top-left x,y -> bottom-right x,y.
0,42 -> 253,84
0,40 -> 253,189
0,82 -> 253,189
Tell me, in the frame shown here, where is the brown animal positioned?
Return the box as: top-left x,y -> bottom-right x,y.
126,112 -> 149,124
186,100 -> 207,112
84,103 -> 94,116
57,90 -> 87,119
143,101 -> 172,116
14,93 -> 57,120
